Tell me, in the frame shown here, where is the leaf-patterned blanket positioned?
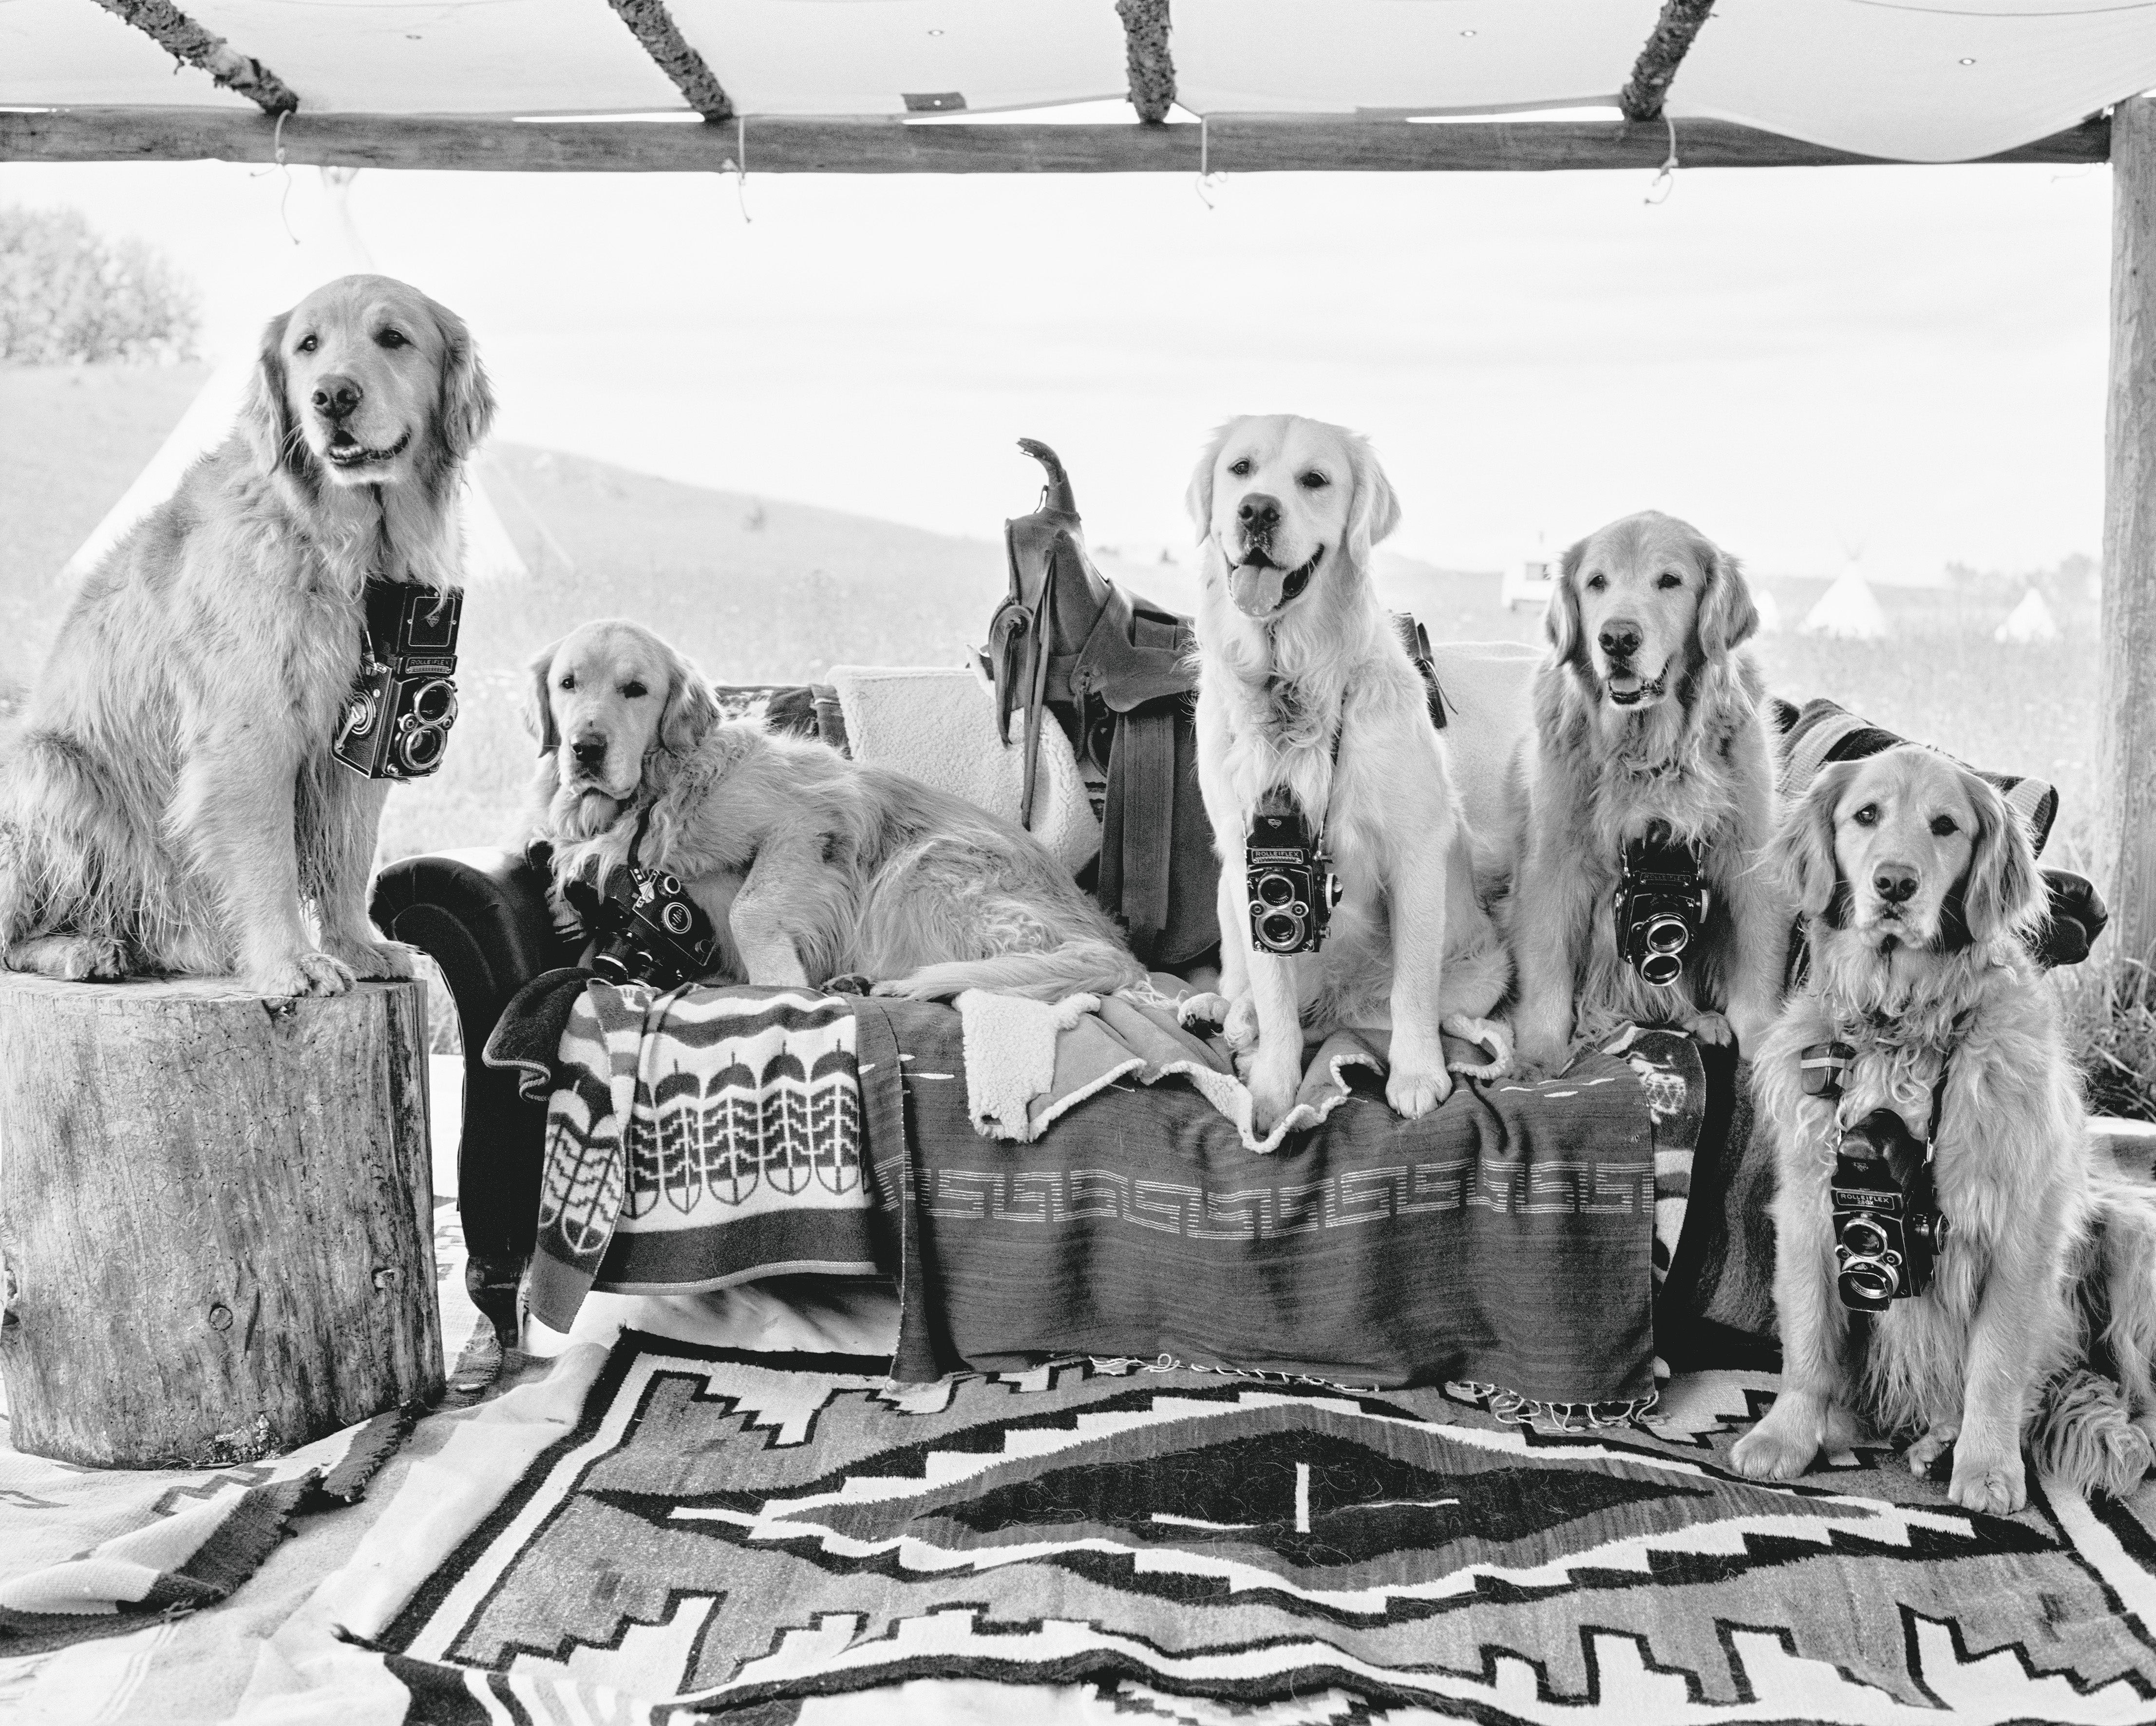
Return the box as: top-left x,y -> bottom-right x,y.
527,983 -> 882,1332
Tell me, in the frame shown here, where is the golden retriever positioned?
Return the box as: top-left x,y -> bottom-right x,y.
1503,511 -> 1785,1072
0,274 -> 492,996
1732,745 -> 2156,1510
1179,416 -> 1512,1136
526,618 -> 1144,1001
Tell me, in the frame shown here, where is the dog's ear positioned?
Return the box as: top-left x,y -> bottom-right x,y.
1948,766 -> 2043,951
1776,759 -> 1856,927
1694,535 -> 1760,660
657,647 -> 719,757
525,639 -> 563,755
240,310 -> 303,480
1546,536 -> 1589,667
431,298 -> 496,462
1184,424 -> 1231,546
1344,436 -> 1402,564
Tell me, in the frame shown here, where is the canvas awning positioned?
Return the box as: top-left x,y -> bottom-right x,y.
3,0 -> 2153,173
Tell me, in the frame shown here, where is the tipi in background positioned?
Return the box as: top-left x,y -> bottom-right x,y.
1994,586 -> 2060,644
63,168 -> 527,588
1801,551 -> 1890,641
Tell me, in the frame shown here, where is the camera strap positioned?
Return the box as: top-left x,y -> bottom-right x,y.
1802,1034 -> 1954,1171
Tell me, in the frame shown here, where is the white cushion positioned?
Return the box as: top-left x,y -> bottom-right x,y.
1426,640 -> 1541,841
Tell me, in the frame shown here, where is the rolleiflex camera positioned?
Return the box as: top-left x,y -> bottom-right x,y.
1614,821 -> 1710,987
1832,1107 -> 1950,1311
587,864 -> 720,990
1247,804 -> 1343,954
333,580 -> 462,780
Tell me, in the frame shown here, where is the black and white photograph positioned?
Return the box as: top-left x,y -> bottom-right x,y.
4,5 -> 2156,1721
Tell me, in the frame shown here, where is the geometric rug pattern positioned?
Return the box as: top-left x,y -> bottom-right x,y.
378,1331 -> 2156,1724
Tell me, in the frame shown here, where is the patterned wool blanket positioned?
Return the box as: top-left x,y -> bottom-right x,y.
344,1329 -> 2156,1726
515,981 -> 1702,1410
523,984 -> 886,1334
0,1405 -> 412,1655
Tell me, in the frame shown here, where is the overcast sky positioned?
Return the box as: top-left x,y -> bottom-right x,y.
0,138 -> 2114,580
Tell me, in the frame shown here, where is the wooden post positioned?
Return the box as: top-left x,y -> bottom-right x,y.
0,976 -> 441,1466
2101,96 -> 2156,970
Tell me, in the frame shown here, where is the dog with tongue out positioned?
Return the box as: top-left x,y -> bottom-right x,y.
1177,415 -> 1514,1140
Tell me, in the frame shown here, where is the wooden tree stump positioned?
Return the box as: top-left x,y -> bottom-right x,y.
0,975 -> 442,1467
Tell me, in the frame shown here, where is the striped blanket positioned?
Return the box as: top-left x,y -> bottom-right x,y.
527,984 -> 885,1333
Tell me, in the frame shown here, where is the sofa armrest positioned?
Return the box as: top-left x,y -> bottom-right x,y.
370,846 -> 579,1347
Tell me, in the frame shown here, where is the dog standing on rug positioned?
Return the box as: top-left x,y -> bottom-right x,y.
1502,511 -> 1786,1073
1178,416 -> 1512,1135
0,274 -> 492,995
525,618 -> 1144,1001
1731,745 -> 2156,1512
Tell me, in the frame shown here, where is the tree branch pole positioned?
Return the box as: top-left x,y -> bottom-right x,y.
2100,96 -> 2156,970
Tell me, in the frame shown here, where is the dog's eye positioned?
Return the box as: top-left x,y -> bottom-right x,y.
1585,573 -> 1607,592
622,681 -> 648,699
1656,572 -> 1683,589
1298,472 -> 1328,490
559,674 -> 576,691
295,334 -> 317,354
1930,815 -> 1958,836
377,328 -> 408,349
1228,458 -> 1252,478
1852,803 -> 1879,827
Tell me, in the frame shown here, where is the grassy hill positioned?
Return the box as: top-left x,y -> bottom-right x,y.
0,362 -> 2103,872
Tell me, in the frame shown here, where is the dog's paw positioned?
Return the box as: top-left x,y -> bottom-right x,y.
1222,995 -> 1262,1054
1177,991 -> 1230,1031
1386,1062 -> 1453,1119
1730,1405 -> 1823,1482
1948,1443 -> 2027,1516
1904,1424 -> 1958,1480
1682,1011 -> 1733,1047
249,950 -> 356,1000
7,933 -> 126,981
323,936 -> 416,982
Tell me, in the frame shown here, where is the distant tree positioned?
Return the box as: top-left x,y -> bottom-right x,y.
0,206 -> 201,365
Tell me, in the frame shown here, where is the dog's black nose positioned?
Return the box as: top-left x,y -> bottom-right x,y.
1599,618 -> 1643,660
1237,493 -> 1281,534
1874,865 -> 1919,905
570,737 -> 606,769
310,374 -> 363,419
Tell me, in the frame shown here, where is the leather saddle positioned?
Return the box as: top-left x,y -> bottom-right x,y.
983,439 -> 1216,968
983,439 -> 1455,973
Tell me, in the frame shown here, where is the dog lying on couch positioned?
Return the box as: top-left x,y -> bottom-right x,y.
526,618 -> 1143,1002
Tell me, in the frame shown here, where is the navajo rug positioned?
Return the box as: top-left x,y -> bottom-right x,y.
373,1330 -> 2156,1724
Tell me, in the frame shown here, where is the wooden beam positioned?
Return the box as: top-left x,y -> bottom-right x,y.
89,0 -> 298,115
1619,0 -> 1717,124
2100,95 -> 2156,969
1115,0 -> 1175,126
0,107 -> 2111,174
602,0 -> 731,121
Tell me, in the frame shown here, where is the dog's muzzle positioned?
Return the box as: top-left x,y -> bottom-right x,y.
1227,543 -> 1325,620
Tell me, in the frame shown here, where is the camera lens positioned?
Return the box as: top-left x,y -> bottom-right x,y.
1258,910 -> 1303,951
1841,1217 -> 1889,1259
1640,949 -> 1683,987
1842,1261 -> 1897,1303
1256,872 -> 1295,908
409,678 -> 458,727
397,724 -> 447,771
591,946 -> 630,983
1645,913 -> 1690,955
